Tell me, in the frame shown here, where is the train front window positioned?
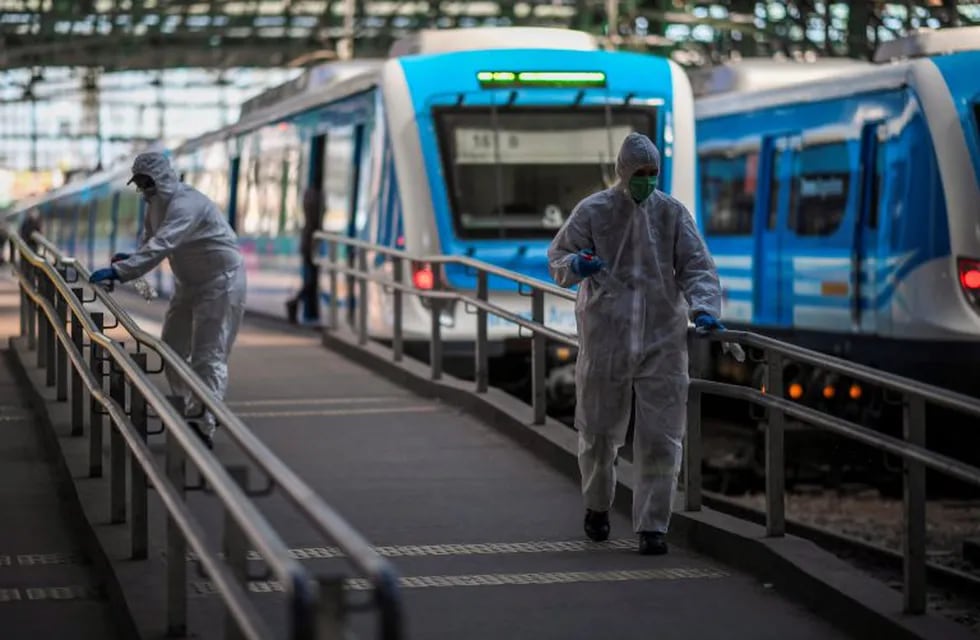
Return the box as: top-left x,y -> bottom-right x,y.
434,107 -> 656,239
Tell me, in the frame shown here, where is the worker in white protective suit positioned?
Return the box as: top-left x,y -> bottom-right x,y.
89,152 -> 246,450
547,132 -> 723,555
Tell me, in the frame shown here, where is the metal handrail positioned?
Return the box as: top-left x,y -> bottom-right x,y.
21,283 -> 276,638
17,234 -> 403,640
314,230 -> 980,617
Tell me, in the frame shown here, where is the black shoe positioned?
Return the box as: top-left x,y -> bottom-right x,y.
188,421 -> 214,450
584,510 -> 610,542
286,300 -> 298,324
638,532 -> 668,555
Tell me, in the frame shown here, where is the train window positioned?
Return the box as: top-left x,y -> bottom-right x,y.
789,142 -> 851,237
700,151 -> 757,236
434,106 -> 655,239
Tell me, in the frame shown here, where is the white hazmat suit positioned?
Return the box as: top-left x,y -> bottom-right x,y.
548,133 -> 721,534
112,152 -> 246,439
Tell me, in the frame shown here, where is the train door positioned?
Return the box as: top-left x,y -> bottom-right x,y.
853,121 -> 885,333
784,137 -> 855,333
753,133 -> 799,327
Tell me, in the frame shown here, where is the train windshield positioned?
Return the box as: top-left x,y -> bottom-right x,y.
434,107 -> 657,239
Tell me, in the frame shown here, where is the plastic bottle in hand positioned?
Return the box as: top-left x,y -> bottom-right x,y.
132,277 -> 159,301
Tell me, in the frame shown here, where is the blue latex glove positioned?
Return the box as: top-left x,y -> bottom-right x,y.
694,313 -> 725,335
571,249 -> 605,277
111,252 -> 131,263
89,267 -> 119,284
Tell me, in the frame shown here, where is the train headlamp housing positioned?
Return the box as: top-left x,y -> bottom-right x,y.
958,257 -> 980,309
477,71 -> 607,89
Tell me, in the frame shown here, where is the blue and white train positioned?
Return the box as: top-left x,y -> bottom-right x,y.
695,28 -> 980,406
7,27 -> 697,402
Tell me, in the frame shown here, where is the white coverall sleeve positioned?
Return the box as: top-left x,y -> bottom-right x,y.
674,209 -> 722,319
547,202 -> 594,288
113,195 -> 198,283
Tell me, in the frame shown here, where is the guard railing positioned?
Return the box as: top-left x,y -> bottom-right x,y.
315,230 -> 980,616
13,232 -> 402,640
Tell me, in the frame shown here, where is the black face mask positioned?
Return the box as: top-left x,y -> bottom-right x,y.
130,174 -> 157,200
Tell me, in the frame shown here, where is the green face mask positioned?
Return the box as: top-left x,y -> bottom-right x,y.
628,176 -> 657,202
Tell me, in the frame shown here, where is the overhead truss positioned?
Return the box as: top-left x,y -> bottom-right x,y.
0,1 -> 976,72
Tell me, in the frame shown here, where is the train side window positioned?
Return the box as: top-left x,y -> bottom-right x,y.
700,152 -> 757,236
790,142 -> 851,237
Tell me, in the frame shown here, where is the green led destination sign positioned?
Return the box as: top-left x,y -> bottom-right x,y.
477,71 -> 607,89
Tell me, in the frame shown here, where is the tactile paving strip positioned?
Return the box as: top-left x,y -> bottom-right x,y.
189,566 -> 729,596
190,538 -> 641,561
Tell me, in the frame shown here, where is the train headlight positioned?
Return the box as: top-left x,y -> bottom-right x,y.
958,257 -> 980,310
412,263 -> 435,290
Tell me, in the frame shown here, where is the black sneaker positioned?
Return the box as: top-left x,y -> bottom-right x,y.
285,300 -> 298,324
584,510 -> 610,542
188,421 -> 214,450
638,532 -> 667,555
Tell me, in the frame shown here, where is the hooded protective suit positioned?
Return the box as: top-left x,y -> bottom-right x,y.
112,152 -> 246,437
547,132 -> 721,534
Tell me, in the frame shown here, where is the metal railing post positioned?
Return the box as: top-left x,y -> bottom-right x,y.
684,333 -> 704,511
531,289 -> 546,425
165,399 -> 187,638
765,350 -> 786,537
392,256 -> 403,362
89,312 -> 105,478
327,242 -> 339,332
475,270 -> 488,393
130,353 -> 149,560
70,288 -> 85,436
357,247 -> 368,346
346,246 -> 356,330
19,277 -> 27,338
55,266 -> 69,401
45,281 -> 57,387
316,578 -> 348,640
109,358 -> 127,524
903,395 -> 927,614
36,275 -> 48,368
25,264 -> 36,350
429,279 -> 443,380
224,467 -> 250,640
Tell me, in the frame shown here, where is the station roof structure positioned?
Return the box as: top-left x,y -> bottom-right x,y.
0,1 -> 976,73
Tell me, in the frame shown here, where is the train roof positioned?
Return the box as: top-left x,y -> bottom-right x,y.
874,26 -> 980,63
388,27 -> 599,57
688,58 -> 873,98
695,61 -> 915,119
179,60 -> 384,153
694,26 -> 980,117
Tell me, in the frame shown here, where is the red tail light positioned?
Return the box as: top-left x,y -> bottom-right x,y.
959,258 -> 980,291
412,263 -> 434,290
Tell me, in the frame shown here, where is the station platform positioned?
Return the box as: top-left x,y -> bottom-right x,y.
2,271 -> 970,640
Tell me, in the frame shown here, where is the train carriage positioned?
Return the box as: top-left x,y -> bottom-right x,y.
694,28 -> 980,471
